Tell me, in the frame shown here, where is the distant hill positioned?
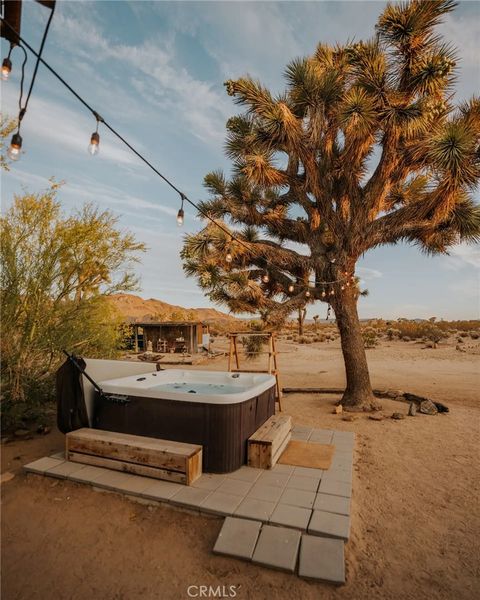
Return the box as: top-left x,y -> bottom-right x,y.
109,293 -> 238,324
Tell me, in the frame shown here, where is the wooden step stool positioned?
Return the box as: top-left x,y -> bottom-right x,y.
66,428 -> 202,485
247,414 -> 292,469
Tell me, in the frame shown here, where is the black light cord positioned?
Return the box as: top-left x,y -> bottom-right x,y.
17,44 -> 27,120
0,16 -> 354,290
22,2 -> 55,116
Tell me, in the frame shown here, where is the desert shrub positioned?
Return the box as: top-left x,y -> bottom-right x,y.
386,328 -> 401,340
362,327 -> 378,348
469,331 -> 479,339
459,331 -> 468,338
423,324 -> 446,347
241,321 -> 268,359
1,188 -> 145,430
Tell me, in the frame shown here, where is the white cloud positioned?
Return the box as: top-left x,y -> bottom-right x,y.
1,85 -> 143,167
51,9 -> 231,145
444,244 -> 480,270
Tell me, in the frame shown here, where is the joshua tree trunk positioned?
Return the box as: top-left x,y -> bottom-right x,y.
331,289 -> 378,410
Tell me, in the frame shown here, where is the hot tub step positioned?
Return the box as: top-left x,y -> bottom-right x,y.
248,415 -> 292,470
66,428 -> 202,485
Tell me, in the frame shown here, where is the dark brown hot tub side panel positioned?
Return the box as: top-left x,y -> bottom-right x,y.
92,386 -> 275,473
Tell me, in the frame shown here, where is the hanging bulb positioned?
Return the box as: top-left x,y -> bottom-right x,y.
1,57 -> 12,81
341,285 -> 345,291
262,272 -> 270,284
288,283 -> 295,293
346,281 -> 350,287
305,290 -> 311,298
225,247 -> 233,263
176,208 -> 184,226
176,194 -> 185,226
88,131 -> 100,156
7,132 -> 22,161
330,289 -> 335,296
321,290 -> 326,298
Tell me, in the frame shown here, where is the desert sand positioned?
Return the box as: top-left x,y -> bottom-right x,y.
1,337 -> 479,600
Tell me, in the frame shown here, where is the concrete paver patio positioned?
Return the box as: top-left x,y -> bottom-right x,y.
24,426 -> 355,585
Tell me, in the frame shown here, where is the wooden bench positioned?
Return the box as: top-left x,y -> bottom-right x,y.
66,428 -> 202,485
247,414 -> 292,469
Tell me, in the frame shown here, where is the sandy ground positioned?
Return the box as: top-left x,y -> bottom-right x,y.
1,337 -> 479,600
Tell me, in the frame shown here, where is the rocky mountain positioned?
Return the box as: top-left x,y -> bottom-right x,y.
109,293 -> 238,324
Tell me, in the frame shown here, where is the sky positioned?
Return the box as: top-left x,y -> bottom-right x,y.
1,0 -> 479,320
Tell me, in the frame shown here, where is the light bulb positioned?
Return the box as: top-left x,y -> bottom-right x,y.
262,273 -> 270,283
176,208 -> 184,226
1,57 -> 12,81
305,290 -> 311,298
288,284 -> 294,293
88,131 -> 100,156
321,291 -> 326,298
7,132 -> 22,161
225,250 -> 233,263
341,285 -> 345,290
330,289 -> 335,296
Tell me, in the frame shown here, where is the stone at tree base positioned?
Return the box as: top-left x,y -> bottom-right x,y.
391,413 -> 405,420
342,415 -> 357,422
408,403 -> 417,416
334,405 -> 343,414
419,400 -> 438,415
384,389 -> 404,399
368,414 -> 383,421
433,401 -> 449,413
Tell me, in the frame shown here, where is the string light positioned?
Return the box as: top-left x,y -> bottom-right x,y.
1,46 -> 12,80
0,17 -> 362,300
7,132 -> 22,161
176,194 -> 185,226
3,4 -> 55,164
88,115 -> 101,156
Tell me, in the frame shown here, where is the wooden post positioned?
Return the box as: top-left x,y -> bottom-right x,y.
134,325 -> 138,353
227,332 -> 282,413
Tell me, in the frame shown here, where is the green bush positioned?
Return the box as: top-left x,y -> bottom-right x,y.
362,327 -> 378,348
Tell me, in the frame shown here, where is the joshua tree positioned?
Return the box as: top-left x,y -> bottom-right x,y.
297,307 -> 307,335
313,315 -> 320,331
182,0 -> 480,409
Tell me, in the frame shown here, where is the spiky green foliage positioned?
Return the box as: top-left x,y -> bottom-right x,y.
182,0 -> 479,324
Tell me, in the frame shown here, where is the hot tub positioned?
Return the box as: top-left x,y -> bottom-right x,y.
93,370 -> 276,473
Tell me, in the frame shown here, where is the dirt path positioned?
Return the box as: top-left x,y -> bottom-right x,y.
2,340 -> 479,600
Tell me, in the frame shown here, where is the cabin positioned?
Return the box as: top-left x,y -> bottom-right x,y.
132,322 -> 209,354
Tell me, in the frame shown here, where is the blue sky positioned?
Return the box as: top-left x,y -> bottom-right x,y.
1,0 -> 479,320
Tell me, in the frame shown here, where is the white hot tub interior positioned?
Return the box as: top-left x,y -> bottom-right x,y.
97,369 -> 276,404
